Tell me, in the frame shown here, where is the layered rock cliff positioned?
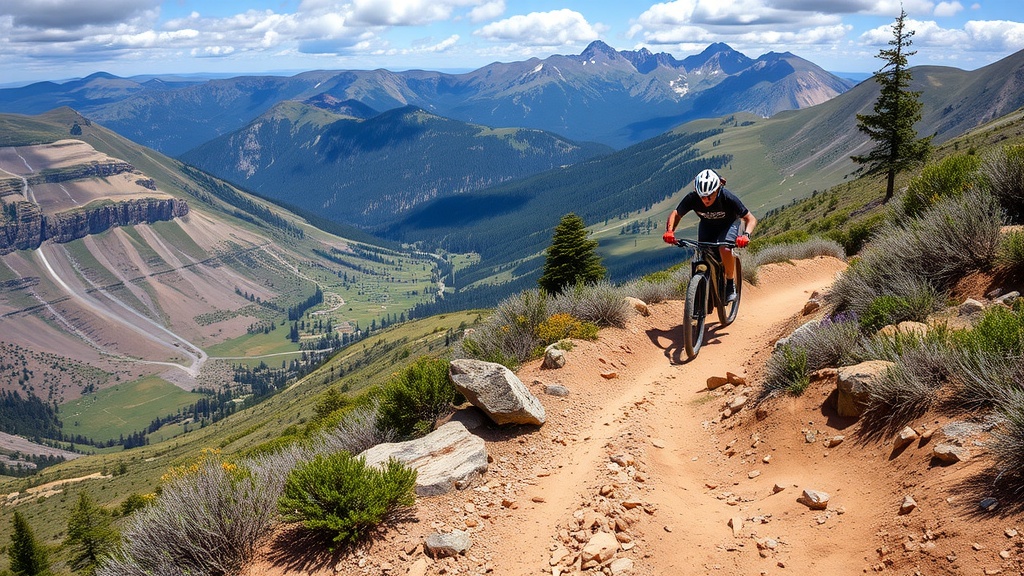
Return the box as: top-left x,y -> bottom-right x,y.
0,198 -> 188,254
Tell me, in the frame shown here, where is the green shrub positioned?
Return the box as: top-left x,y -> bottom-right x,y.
996,230 -> 1024,273
762,343 -> 810,397
861,360 -> 938,432
953,304 -> 1024,357
376,356 -> 455,439
990,389 -> 1024,494
832,191 -> 1001,316
825,213 -> 885,256
899,153 -> 982,218
278,453 -> 416,547
98,452 -> 282,576
535,313 -> 599,345
983,143 -> 1024,223
860,295 -> 916,333
575,281 -> 631,328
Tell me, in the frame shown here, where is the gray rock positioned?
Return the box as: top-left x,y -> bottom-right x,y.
932,443 -> 970,464
543,346 -> 566,369
959,298 -> 986,316
996,291 -> 1020,307
449,359 -> 546,426
836,361 -> 894,418
360,421 -> 488,496
544,384 -> 570,397
775,320 -> 819,351
425,529 -> 472,557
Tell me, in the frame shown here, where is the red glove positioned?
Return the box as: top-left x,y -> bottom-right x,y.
736,235 -> 749,248
662,230 -> 676,244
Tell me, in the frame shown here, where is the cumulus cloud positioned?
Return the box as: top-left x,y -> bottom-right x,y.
933,2 -> 964,17
474,9 -> 602,46
468,1 -> 505,23
859,17 -> 1024,53
1,0 -> 159,29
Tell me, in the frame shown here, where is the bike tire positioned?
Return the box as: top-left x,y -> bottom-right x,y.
718,256 -> 742,326
683,273 -> 709,359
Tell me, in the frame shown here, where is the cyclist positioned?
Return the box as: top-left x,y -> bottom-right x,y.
662,168 -> 757,302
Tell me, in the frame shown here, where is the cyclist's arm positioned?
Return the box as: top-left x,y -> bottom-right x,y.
740,212 -> 757,236
665,210 -> 682,233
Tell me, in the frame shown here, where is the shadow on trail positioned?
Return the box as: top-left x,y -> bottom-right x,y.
266,510 -> 418,573
646,323 -> 731,365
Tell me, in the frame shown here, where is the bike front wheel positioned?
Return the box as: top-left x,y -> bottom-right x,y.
718,256 -> 742,326
683,272 -> 709,359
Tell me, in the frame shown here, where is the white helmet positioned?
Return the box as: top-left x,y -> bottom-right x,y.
693,169 -> 721,197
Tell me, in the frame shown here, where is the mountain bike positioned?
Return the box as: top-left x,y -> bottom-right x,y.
674,238 -> 742,359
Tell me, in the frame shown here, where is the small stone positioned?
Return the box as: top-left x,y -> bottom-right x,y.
979,497 -> 999,511
797,489 -> 830,510
762,455 -> 772,464
932,443 -> 970,464
532,496 -> 546,503
899,495 -> 917,515
772,483 -> 786,494
544,384 -> 570,397
825,435 -> 845,448
707,375 -> 729,390
1006,528 -> 1019,538
748,470 -> 761,479
651,438 -> 666,448
894,426 -> 919,450
664,525 -> 673,532
609,557 -> 635,575
1000,550 -> 1012,559
973,543 -> 985,551
601,371 -> 619,379
729,516 -> 744,537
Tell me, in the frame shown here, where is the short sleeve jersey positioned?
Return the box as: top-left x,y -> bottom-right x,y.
674,187 -> 749,226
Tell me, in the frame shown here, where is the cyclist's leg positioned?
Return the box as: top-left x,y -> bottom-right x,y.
718,221 -> 742,301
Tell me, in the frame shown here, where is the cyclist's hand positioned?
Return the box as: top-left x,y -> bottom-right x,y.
662,230 -> 676,244
736,235 -> 749,248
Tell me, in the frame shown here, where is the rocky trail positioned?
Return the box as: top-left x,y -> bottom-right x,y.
247,256 -> 1023,576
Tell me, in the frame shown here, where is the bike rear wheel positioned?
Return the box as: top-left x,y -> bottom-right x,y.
683,272 -> 709,359
718,256 -> 742,326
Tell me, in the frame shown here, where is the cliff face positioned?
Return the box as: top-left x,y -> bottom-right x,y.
0,198 -> 188,254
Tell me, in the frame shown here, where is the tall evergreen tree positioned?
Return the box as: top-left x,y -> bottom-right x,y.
852,8 -> 932,203
64,493 -> 118,575
538,213 -> 606,295
8,511 -> 51,576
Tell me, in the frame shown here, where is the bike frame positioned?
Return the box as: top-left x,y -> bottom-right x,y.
674,238 -> 741,359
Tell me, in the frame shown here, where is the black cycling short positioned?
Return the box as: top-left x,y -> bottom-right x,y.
698,219 -> 742,244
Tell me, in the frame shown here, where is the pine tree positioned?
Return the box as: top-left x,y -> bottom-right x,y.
852,8 -> 932,203
538,213 -> 606,295
64,493 -> 117,575
8,511 -> 51,576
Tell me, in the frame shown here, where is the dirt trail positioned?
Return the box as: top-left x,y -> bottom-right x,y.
249,255 -> 1022,576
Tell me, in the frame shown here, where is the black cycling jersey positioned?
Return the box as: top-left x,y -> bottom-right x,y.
674,188 -> 749,242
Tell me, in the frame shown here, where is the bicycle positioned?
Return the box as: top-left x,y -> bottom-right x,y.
674,238 -> 743,359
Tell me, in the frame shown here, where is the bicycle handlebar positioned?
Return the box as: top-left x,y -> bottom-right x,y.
673,238 -> 736,249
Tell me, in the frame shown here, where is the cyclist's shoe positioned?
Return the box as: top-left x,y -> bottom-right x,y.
725,280 -> 736,303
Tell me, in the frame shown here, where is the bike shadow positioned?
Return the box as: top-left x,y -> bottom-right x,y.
646,323 -> 730,364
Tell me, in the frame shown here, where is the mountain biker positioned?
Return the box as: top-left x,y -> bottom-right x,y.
662,168 -> 757,302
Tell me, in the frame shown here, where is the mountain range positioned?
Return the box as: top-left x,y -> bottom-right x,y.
0,42 -> 854,153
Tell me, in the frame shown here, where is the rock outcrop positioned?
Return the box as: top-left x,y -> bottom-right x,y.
0,198 -> 188,254
448,359 -> 546,426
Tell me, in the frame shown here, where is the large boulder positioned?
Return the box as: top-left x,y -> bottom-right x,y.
359,421 -> 488,496
449,359 -> 546,426
835,361 -> 893,418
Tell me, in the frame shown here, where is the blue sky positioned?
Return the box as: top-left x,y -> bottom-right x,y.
2,0 -> 1022,85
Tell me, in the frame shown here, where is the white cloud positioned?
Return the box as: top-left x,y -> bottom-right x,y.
468,1 -> 505,23
860,18 -> 1024,53
963,19 -> 1024,51
474,9 -> 601,46
1,0 -> 159,29
933,1 -> 963,17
